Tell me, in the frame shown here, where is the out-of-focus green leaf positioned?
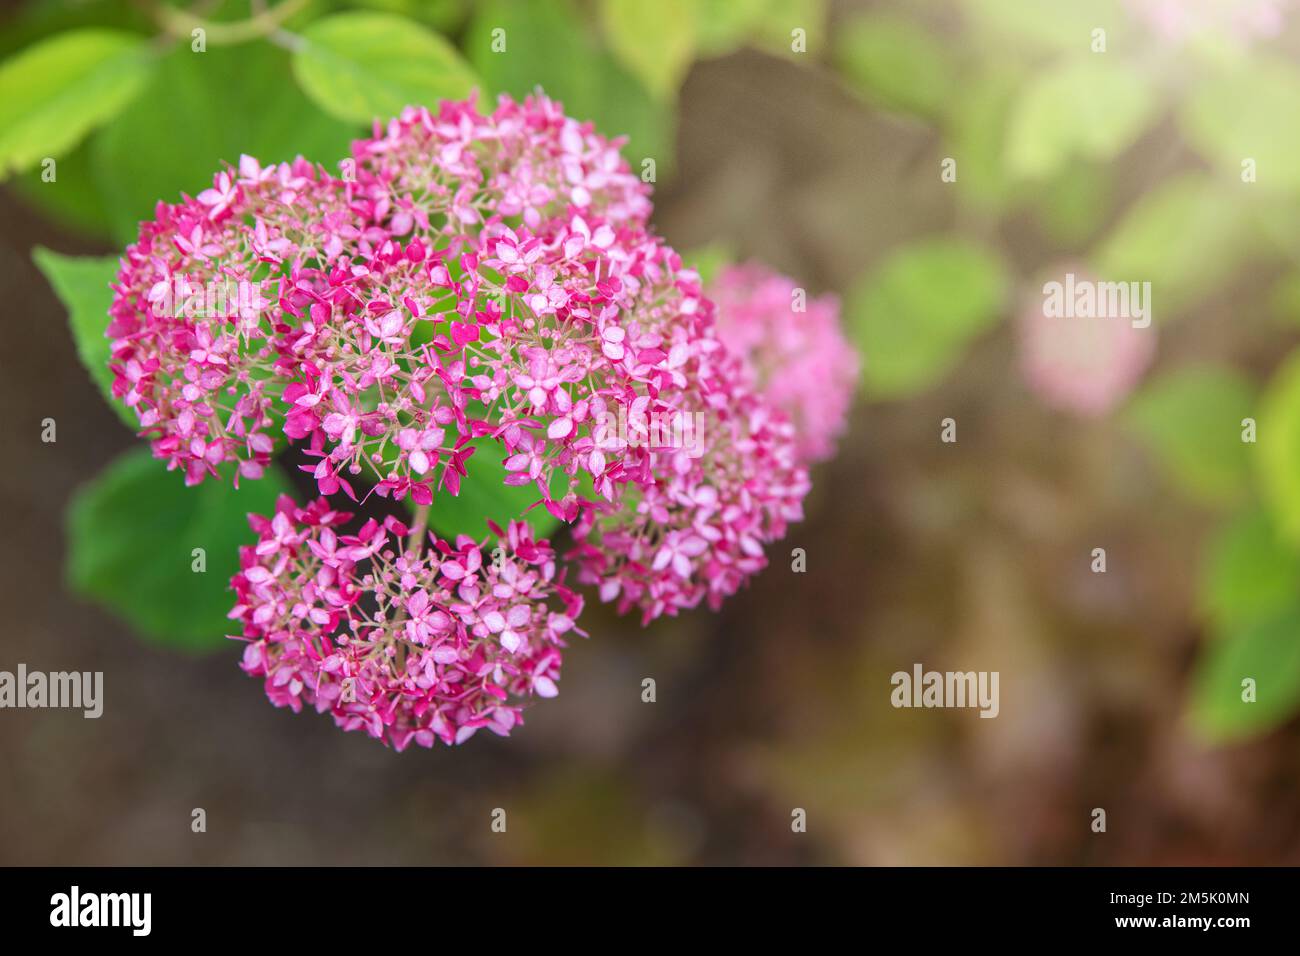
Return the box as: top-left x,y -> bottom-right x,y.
1005,59 -> 1156,180
1189,598 -> 1300,742
682,242 -> 735,287
0,29 -> 152,178
944,64 -> 1022,214
961,0 -> 1127,53
1180,58 -> 1300,194
691,0 -> 769,55
424,438 -> 562,542
67,450 -> 293,651
0,0 -> 152,61
1255,349 -> 1300,542
1092,174 -> 1259,319
93,43 -> 358,244
32,247 -> 133,429
1199,507 -> 1300,634
835,14 -> 953,119
465,0 -> 671,170
600,0 -> 696,101
347,0 -> 467,32
1033,160 -> 1111,245
292,11 -> 480,123
11,141 -> 115,237
1124,365 -> 1255,506
848,239 -> 1007,397
747,0 -> 826,57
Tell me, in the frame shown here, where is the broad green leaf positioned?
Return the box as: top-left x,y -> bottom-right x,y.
943,64 -> 1023,214
316,0 -> 466,32
67,450 -> 293,651
1005,59 -> 1156,180
424,438 -> 562,542
689,0 -> 825,58
961,0 -> 1127,53
292,11 -> 480,124
1189,599 -> 1300,741
692,0 -> 769,55
1255,349 -> 1300,541
1199,507 -> 1300,633
465,0 -> 672,168
32,247 -> 133,429
1032,160 -> 1111,245
11,140 -> 114,237
600,0 -> 696,101
835,15 -> 953,118
93,42 -> 358,244
1180,58 -> 1300,194
1124,365 -> 1255,506
1092,174 -> 1259,319
0,29 -> 152,178
848,239 -> 1007,397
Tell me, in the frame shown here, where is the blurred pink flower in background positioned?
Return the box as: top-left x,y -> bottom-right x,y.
708,263 -> 858,463
1124,0 -> 1291,42
1018,267 -> 1156,417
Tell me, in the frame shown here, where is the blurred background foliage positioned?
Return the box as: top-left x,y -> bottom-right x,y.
4,0 -> 1300,864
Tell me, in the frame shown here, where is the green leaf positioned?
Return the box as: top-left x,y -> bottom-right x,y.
682,241 -> 735,287
0,29 -> 152,178
835,15 -> 953,118
691,0 -> 770,56
1005,59 -> 1156,180
292,11 -> 480,124
465,0 -> 672,168
1091,173 -> 1259,319
1199,507 -> 1300,634
1180,58 -> 1300,194
32,247 -> 134,429
600,0 -> 696,101
424,438 -> 562,542
67,450 -> 293,651
1255,348 -> 1300,542
1124,365 -> 1255,506
960,0 -> 1127,54
848,239 -> 1007,398
1189,599 -> 1300,742
943,64 -> 1023,214
93,42 -> 358,244
11,140 -> 115,237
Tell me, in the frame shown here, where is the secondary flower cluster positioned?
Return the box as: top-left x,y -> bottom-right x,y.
231,495 -> 581,750
105,92 -> 856,748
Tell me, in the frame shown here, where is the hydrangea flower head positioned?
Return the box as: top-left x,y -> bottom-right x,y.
107,92 -> 666,513
230,495 -> 582,750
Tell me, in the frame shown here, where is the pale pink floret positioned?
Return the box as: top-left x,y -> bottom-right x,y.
708,263 -> 858,463
229,495 -> 583,750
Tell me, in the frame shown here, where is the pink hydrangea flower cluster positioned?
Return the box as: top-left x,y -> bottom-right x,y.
103,92 -> 856,746
707,263 -> 858,463
108,93 -> 657,506
230,495 -> 583,750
